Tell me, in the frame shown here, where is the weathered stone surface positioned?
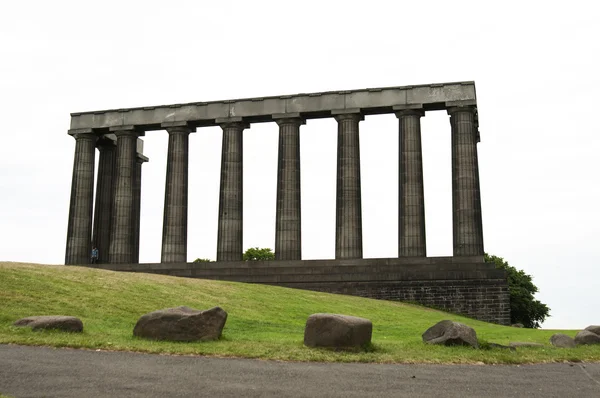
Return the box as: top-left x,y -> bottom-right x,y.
511,323 -> 524,328
304,313 -> 372,348
133,306 -> 227,341
550,333 -> 576,348
422,320 -> 478,348
488,343 -> 516,351
574,330 -> 600,345
584,325 -> 600,335
509,342 -> 544,348
13,316 -> 83,332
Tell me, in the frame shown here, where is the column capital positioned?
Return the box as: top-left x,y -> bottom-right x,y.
273,113 -> 306,126
394,108 -> 425,118
161,121 -> 196,134
136,153 -> 149,163
332,109 -> 364,122
446,105 -> 477,115
216,117 -> 250,129
68,129 -> 97,141
109,125 -> 144,137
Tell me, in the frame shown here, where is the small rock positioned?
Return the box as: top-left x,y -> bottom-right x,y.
584,325 -> 600,335
488,343 -> 516,351
304,313 -> 372,349
422,320 -> 478,348
13,316 -> 83,332
133,306 -> 227,342
550,333 -> 576,348
509,342 -> 545,348
574,330 -> 600,345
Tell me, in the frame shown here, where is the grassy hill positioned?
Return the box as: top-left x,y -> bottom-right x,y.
1,262 -> 598,364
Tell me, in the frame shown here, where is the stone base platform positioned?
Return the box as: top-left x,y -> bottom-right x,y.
83,255 -> 510,325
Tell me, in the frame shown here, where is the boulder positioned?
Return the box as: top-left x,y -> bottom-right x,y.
422,320 -> 478,348
488,343 -> 516,351
13,316 -> 83,332
584,325 -> 600,335
550,333 -> 576,348
511,323 -> 524,328
133,306 -> 227,342
574,330 -> 600,345
304,313 -> 372,349
509,342 -> 544,348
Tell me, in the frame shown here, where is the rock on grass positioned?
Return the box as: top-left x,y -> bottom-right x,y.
574,330 -> 600,345
133,306 -> 227,342
304,313 -> 372,349
422,320 -> 478,348
13,316 -> 83,332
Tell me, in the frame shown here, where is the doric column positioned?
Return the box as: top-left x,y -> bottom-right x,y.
133,151 -> 148,264
273,114 -> 304,260
333,109 -> 364,259
161,122 -> 193,263
395,106 -> 426,257
108,127 -> 140,264
448,105 -> 484,256
65,129 -> 97,265
91,136 -> 116,264
216,118 -> 248,261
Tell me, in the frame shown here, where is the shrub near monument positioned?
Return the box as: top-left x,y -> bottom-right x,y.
1,262 -> 599,364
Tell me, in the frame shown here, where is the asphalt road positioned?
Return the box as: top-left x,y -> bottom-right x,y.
1,345 -> 599,397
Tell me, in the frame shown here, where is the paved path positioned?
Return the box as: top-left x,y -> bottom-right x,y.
1,345 -> 599,397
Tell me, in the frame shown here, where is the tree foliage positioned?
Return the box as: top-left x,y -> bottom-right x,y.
243,247 -> 275,261
193,258 -> 212,263
484,253 -> 550,328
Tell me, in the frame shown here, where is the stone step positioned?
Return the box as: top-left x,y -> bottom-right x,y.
145,268 -> 505,283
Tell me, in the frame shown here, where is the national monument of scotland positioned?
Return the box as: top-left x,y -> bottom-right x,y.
65,81 -> 510,325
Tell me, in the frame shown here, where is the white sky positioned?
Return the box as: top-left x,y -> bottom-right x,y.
1,0 -> 598,329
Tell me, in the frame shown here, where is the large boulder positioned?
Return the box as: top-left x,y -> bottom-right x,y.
584,325 -> 600,335
133,306 -> 227,342
13,316 -> 83,332
574,330 -> 600,345
304,313 -> 372,349
422,320 -> 478,348
550,333 -> 576,348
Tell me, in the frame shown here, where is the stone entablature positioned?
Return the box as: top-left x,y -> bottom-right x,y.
69,81 -> 476,131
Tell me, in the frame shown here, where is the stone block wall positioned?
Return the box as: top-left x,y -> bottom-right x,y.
277,279 -> 510,325
81,256 -> 510,325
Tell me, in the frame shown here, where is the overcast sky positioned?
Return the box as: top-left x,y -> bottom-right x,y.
1,0 -> 598,329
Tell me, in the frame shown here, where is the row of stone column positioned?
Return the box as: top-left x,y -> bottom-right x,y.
65,129 -> 148,265
65,105 -> 483,265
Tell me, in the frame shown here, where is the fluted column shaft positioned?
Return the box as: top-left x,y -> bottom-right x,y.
334,112 -> 364,259
108,129 -> 140,263
217,119 -> 248,261
274,115 -> 304,260
65,132 -> 97,264
396,109 -> 426,257
449,106 -> 484,256
133,155 -> 145,263
161,126 -> 191,263
92,138 -> 116,264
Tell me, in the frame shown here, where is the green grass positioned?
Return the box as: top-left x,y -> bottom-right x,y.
1,262 -> 598,364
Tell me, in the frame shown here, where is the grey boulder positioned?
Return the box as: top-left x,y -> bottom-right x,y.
422,320 -> 479,348
574,330 -> 600,345
584,325 -> 600,335
304,313 -> 372,349
133,306 -> 227,342
550,333 -> 576,348
13,316 -> 83,332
